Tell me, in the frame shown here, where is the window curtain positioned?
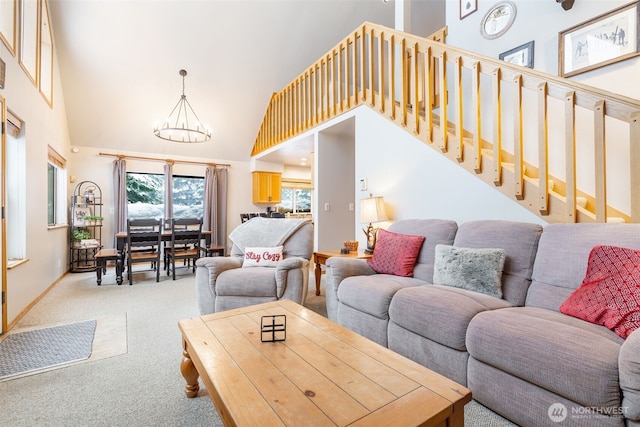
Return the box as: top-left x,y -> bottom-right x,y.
164,161 -> 173,224
112,158 -> 127,240
203,166 -> 228,246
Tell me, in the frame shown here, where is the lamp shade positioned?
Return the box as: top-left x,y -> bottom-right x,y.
360,196 -> 389,224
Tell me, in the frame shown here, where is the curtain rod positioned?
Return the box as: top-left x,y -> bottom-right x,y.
98,152 -> 231,168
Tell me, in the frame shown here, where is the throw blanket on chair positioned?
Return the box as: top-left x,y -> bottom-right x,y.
229,217 -> 312,252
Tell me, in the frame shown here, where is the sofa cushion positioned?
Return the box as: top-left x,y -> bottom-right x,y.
387,219 -> 458,283
453,220 -> 542,306
560,245 -> 640,339
467,306 -> 623,409
216,267 -> 277,297
367,228 -> 425,277
242,246 -> 283,267
389,285 -> 511,351
337,274 -> 424,319
433,245 -> 506,298
526,223 -> 640,312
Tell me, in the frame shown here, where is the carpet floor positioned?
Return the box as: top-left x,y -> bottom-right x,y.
0,264 -> 515,426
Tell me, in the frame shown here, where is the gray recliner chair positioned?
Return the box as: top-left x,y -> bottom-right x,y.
195,217 -> 314,314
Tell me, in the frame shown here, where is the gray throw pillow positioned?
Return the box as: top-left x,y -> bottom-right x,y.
433,244 -> 506,298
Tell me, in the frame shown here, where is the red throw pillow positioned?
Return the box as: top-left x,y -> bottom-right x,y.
560,245 -> 640,339
367,229 -> 426,277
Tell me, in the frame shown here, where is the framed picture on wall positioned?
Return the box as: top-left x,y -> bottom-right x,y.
460,0 -> 478,20
499,40 -> 535,68
559,1 -> 640,77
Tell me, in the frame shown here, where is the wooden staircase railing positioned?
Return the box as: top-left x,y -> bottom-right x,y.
251,22 -> 640,223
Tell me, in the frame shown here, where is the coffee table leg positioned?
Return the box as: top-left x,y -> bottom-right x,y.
181,344 -> 200,398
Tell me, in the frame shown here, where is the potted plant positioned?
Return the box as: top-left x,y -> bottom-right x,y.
73,229 -> 91,246
83,215 -> 95,226
94,216 -> 104,226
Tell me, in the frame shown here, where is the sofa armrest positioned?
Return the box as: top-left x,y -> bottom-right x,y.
275,257 -> 310,301
325,257 -> 376,292
620,328 -> 640,421
324,257 -> 376,321
196,256 -> 243,274
195,256 -> 243,315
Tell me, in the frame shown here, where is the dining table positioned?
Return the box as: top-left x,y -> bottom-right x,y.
114,230 -> 212,285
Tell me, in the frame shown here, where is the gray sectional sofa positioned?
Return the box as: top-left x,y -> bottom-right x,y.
325,219 -> 640,426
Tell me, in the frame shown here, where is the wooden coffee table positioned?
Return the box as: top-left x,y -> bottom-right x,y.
179,300 -> 471,426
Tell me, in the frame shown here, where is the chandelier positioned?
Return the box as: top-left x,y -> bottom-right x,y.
153,69 -> 211,143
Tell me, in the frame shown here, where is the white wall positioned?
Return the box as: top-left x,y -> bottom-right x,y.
445,0 -> 640,99
2,37 -> 72,324
353,106 -> 546,249
315,120 -> 357,250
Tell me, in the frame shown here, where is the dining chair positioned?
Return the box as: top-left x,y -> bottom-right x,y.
125,218 -> 163,285
162,218 -> 188,272
165,217 -> 203,280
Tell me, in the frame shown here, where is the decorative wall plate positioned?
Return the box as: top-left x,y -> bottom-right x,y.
480,1 -> 517,40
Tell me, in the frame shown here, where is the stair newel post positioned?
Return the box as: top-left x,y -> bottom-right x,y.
538,82 -> 550,216
424,46 -> 433,144
492,67 -> 502,185
439,51 -> 448,153
390,34 -> 396,121
454,56 -> 464,161
593,100 -> 607,222
513,74 -> 524,200
400,37 -> 408,127
564,91 -> 577,223
472,61 -> 481,173
345,39 -> 352,111
359,26 -> 366,104
410,42 -> 419,135
377,30 -> 385,113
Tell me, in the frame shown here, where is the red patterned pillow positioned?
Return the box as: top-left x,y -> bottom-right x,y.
367,229 -> 426,277
560,245 -> 640,339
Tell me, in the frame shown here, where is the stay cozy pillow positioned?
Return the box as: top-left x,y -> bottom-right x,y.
560,245 -> 640,339
367,228 -> 425,277
433,244 -> 506,298
242,246 -> 283,267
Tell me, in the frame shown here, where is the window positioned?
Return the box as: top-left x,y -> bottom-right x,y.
278,179 -> 312,214
126,172 -> 204,220
47,146 -> 67,227
126,172 -> 164,219
6,111 -> 26,265
171,175 -> 205,218
47,163 -> 55,225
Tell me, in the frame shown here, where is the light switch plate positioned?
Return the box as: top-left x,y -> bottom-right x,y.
359,178 -> 368,191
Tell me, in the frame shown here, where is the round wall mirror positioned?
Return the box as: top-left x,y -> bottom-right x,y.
480,1 -> 517,40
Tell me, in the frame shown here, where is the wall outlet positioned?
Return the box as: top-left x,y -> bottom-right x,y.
324,203 -> 330,211
349,203 -> 354,211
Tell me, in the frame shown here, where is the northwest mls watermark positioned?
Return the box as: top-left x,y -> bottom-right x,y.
548,403 -> 627,423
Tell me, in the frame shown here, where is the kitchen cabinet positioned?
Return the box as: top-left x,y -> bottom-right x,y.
252,171 -> 281,204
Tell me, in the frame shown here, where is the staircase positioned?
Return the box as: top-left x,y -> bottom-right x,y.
251,22 -> 640,224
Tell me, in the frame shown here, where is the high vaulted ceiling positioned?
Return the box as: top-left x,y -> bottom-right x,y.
49,0 -> 396,164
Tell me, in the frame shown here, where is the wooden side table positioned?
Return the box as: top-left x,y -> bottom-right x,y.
313,249 -> 372,295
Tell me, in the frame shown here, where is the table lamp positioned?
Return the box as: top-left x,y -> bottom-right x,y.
360,194 -> 389,255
